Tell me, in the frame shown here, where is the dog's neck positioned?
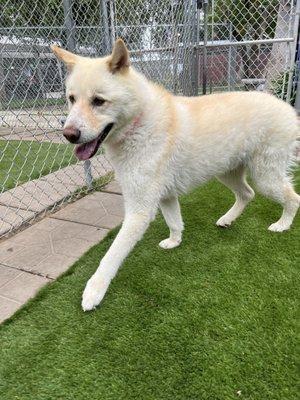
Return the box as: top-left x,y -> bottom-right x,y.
120,112 -> 143,139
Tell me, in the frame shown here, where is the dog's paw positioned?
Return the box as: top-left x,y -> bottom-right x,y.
216,215 -> 232,228
81,274 -> 110,311
268,222 -> 290,232
159,238 -> 181,249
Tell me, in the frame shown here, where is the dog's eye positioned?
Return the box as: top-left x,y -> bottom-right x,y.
69,95 -> 75,104
92,97 -> 105,107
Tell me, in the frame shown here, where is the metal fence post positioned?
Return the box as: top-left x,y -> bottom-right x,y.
84,160 -> 93,189
63,0 -> 93,187
286,0 -> 300,103
228,23 -> 238,91
109,0 -> 116,46
295,25 -> 300,114
63,0 -> 76,51
182,0 -> 195,96
295,67 -> 300,114
192,0 -> 201,96
202,0 -> 209,95
171,1 -> 179,94
0,56 -> 6,107
100,0 -> 112,53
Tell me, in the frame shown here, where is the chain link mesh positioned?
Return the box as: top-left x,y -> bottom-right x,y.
206,0 -> 299,98
0,0 -> 299,237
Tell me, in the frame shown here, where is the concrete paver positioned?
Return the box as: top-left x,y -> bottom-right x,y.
0,218 -> 108,276
32,253 -> 79,279
102,180 -> 122,195
51,191 -> 124,228
51,195 -> 108,226
0,264 -> 23,287
94,214 -> 124,229
94,192 -> 124,216
0,264 -> 50,322
0,271 -> 50,303
0,296 -> 22,322
0,180 -> 123,323
0,205 -> 35,236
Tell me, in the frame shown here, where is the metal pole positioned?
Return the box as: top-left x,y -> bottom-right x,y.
63,0 -> 76,51
84,159 -> 93,189
100,0 -> 111,53
182,0 -> 192,95
227,21 -> 238,92
127,37 -> 294,56
295,67 -> 300,114
227,22 -> 232,91
202,0 -> 208,95
294,21 -> 300,113
171,2 -> 179,94
286,0 -> 300,103
191,1 -> 198,96
57,58 -> 63,91
0,55 -> 6,108
193,0 -> 201,96
63,0 -> 93,187
109,0 -> 116,45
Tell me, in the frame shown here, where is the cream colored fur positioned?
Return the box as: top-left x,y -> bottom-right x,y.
51,39 -> 300,311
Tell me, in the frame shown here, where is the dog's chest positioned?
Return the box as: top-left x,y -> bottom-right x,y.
105,135 -> 164,180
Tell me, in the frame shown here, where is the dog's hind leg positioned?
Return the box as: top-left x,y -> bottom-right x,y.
249,152 -> 300,232
216,165 -> 255,227
159,196 -> 184,249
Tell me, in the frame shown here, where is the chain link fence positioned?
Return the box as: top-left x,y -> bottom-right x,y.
0,0 -> 299,238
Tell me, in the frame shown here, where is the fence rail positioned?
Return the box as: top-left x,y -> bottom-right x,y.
0,0 -> 299,237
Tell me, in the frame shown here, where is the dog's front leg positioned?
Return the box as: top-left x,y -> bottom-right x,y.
82,210 -> 154,311
159,196 -> 184,249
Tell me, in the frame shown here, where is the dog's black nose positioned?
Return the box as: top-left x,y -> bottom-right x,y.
63,126 -> 81,143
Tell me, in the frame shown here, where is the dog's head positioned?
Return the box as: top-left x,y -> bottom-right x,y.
51,39 -> 140,160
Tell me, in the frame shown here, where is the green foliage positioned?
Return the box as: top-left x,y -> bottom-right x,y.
0,0 -> 64,28
270,67 -> 297,105
212,0 -> 280,40
0,0 -> 183,28
0,168 -> 299,399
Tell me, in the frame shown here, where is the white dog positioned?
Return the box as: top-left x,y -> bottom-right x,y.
51,39 -> 300,311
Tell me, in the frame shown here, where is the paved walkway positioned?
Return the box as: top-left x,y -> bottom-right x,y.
1,107 -> 65,131
0,180 -> 123,323
0,128 -> 65,143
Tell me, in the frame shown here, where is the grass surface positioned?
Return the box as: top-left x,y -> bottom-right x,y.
0,170 -> 299,400
0,140 -> 76,191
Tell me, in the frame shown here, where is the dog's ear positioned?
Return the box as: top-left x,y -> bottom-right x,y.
51,45 -> 78,71
108,39 -> 130,73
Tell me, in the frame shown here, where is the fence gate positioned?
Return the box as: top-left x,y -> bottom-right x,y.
0,0 -> 299,238
193,0 -> 300,102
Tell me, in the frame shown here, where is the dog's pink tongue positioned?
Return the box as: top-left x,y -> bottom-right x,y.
75,138 -> 98,161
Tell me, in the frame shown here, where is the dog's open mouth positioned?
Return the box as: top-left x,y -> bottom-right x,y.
75,123 -> 114,161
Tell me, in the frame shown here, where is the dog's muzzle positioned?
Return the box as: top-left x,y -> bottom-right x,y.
63,126 -> 81,143
74,123 -> 114,160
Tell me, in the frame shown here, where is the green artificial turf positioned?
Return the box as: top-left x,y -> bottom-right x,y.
0,170 -> 299,400
0,140 -> 76,191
